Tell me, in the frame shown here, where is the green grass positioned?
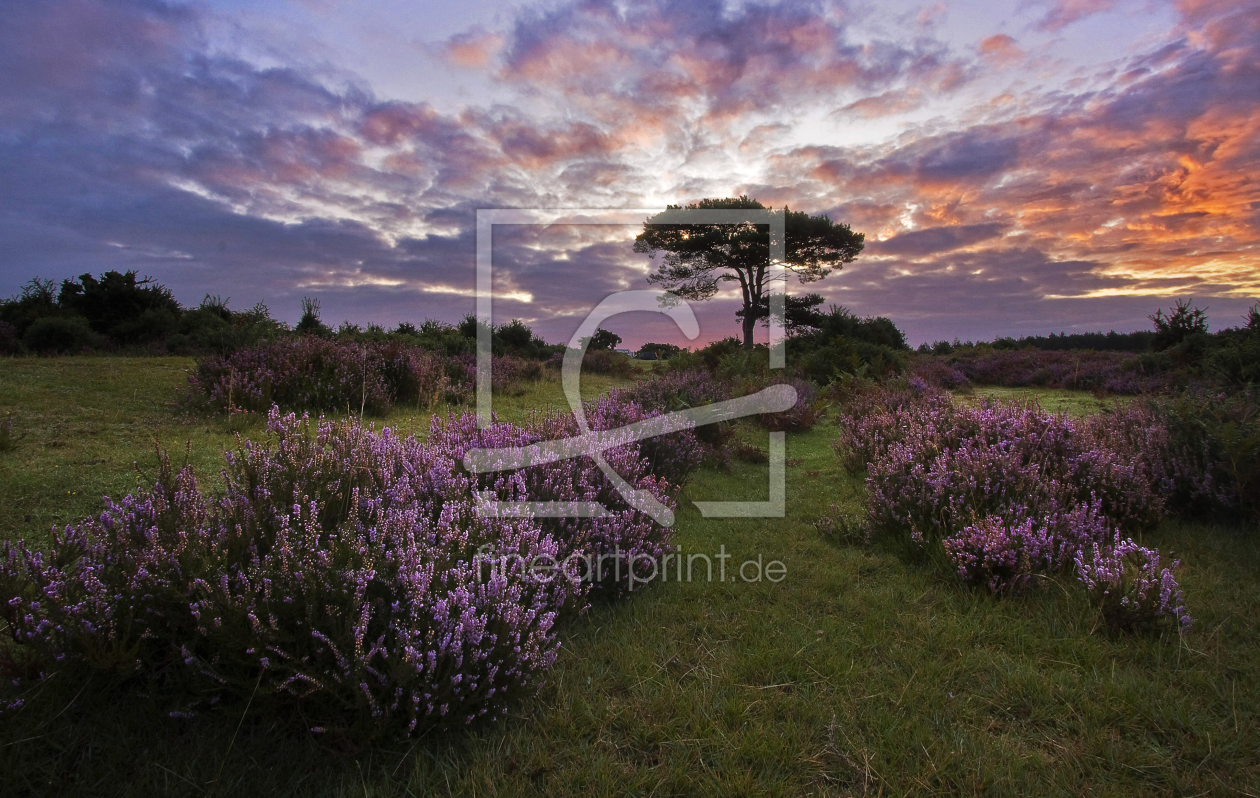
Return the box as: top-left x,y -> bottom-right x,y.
955,385 -> 1127,417
2,358 -> 1258,796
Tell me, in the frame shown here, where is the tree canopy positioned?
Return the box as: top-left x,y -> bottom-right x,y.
634,196 -> 864,349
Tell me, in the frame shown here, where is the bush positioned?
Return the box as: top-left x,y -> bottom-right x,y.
755,377 -> 821,432
1075,533 -> 1192,632
22,316 -> 101,354
192,339 -> 454,415
58,271 -> 182,345
834,386 -> 1193,629
1,411 -> 582,734
0,320 -> 18,354
616,369 -> 736,467
433,402 -> 696,595
1147,390 -> 1260,521
579,349 -> 637,377
914,348 -> 1175,394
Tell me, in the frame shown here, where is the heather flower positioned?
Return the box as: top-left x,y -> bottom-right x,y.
1074,533 -> 1192,631
835,385 -> 1193,628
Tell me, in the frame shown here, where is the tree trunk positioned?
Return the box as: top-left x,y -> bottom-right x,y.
741,307 -> 756,350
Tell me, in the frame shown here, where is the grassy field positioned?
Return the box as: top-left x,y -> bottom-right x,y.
1,358 -> 1258,796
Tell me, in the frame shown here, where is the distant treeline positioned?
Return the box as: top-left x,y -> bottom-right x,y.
916,300 -> 1260,390
0,272 -> 560,360
919,330 -> 1156,354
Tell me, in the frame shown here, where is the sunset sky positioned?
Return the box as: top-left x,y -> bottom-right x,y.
1,0 -> 1257,347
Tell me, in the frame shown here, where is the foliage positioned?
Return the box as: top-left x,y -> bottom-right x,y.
1075,533 -> 1191,632
755,377 -> 821,432
834,383 -> 1193,629
191,339 -> 456,415
22,316 -> 103,354
615,368 -> 736,467
578,349 -> 637,377
913,348 -> 1174,395
295,297 -> 331,338
0,411 -> 587,734
635,197 -> 863,349
1150,299 -> 1210,352
58,271 -> 182,345
1150,389 -> 1260,521
1,393 -> 698,734
585,328 -> 622,351
636,341 -> 682,360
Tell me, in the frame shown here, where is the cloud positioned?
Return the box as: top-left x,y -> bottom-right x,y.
870,223 -> 1009,256
977,34 -> 1024,65
1030,0 -> 1120,32
1,0 -> 1257,347
442,28 -> 504,69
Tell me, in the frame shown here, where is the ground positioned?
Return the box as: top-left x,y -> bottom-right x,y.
1,357 -> 1257,796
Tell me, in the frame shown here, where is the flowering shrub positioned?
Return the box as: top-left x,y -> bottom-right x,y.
913,349 -> 1174,395
433,396 -> 701,595
192,338 -> 452,414
836,385 -> 1193,628
908,358 -> 971,391
1075,533 -> 1192,631
446,354 -> 545,401
191,339 -> 547,414
755,378 -> 821,432
1,404 -> 691,734
616,370 -> 736,468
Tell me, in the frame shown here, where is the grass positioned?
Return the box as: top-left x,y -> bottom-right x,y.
956,385 -> 1127,417
2,358 -> 1258,796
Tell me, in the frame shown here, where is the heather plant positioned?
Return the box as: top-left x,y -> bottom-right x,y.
579,349 -> 637,377
431,396 -> 698,595
1,410 -> 588,735
446,353 -> 546,402
834,386 -> 1192,628
1074,533 -> 1192,632
1147,389 -> 1260,520
193,339 -> 475,415
754,377 -> 821,432
616,369 -> 737,467
914,348 -> 1174,395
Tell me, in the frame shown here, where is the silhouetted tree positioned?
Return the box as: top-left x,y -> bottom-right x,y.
1150,299 -> 1209,351
635,197 -> 864,349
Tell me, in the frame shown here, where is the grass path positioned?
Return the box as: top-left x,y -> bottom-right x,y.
1,358 -> 1258,796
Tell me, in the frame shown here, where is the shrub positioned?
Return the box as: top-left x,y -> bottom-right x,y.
0,320 -> 18,354
58,271 -> 182,345
755,377 -> 820,432
1074,533 -> 1192,632
914,348 -> 1174,394
1,410 -> 581,734
615,370 -> 736,467
192,339 -> 453,415
580,349 -> 637,377
22,316 -> 101,354
1145,390 -> 1260,521
835,387 -> 1192,629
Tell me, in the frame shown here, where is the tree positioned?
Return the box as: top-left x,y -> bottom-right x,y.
735,292 -> 828,336
634,196 -> 864,349
1149,299 -> 1208,351
296,297 -> 330,337
587,328 -> 622,351
638,342 -> 682,360
58,270 -> 181,345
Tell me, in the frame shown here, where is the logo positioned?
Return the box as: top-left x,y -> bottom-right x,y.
464,208 -> 795,526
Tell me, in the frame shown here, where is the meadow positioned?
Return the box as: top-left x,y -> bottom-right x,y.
1,357 -> 1258,796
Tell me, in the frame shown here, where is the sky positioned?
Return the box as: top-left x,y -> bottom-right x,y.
1,0 -> 1257,347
